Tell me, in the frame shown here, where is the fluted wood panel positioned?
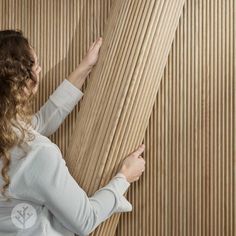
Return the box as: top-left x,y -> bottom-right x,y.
1,1 -> 235,236
116,1 -> 236,236
0,0 -> 113,156
64,1 -> 184,235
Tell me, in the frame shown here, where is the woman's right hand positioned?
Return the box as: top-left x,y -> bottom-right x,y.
118,144 -> 146,183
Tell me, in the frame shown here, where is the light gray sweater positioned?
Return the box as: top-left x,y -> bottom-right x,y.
0,79 -> 132,236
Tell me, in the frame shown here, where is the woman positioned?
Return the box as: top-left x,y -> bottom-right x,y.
0,30 -> 146,236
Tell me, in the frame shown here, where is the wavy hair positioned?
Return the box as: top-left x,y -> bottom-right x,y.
0,29 -> 38,201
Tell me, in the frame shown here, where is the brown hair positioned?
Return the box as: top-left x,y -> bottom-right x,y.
0,29 -> 38,201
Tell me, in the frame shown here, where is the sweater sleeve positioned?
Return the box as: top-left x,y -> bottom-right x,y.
22,145 -> 132,236
31,78 -> 84,137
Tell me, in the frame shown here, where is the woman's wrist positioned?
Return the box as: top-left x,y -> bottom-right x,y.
67,69 -> 89,90
115,172 -> 130,183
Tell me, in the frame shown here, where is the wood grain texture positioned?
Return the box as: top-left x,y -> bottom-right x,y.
0,1 -> 235,236
64,0 -> 185,235
0,0 -> 113,157
116,0 -> 236,236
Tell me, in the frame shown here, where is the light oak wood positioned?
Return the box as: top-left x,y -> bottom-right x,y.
117,1 -> 236,236
1,1 -> 235,236
64,1 -> 185,235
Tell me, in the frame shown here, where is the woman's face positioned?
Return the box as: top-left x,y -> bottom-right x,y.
23,47 -> 42,96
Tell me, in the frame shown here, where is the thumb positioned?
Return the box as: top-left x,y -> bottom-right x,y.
132,144 -> 145,157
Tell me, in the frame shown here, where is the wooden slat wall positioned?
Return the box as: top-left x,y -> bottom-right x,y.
0,0 -> 113,157
0,1 -> 235,236
64,1 -> 185,235
116,1 -> 236,236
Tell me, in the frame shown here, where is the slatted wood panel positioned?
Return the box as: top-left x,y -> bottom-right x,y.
116,1 -> 236,236
64,1 -> 185,235
0,1 -> 235,236
0,0 -> 113,157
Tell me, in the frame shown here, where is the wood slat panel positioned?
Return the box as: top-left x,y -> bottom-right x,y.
0,0 -> 114,156
64,0 -> 185,235
1,1 -> 235,236
116,0 -> 236,236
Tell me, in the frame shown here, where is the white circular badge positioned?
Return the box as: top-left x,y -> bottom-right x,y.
11,203 -> 37,229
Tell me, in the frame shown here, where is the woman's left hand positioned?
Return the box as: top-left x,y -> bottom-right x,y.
82,37 -> 103,68
67,37 -> 103,90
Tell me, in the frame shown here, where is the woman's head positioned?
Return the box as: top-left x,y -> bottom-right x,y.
0,30 -> 42,96
0,29 -> 41,200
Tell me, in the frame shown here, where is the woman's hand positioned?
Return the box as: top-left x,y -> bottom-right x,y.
82,37 -> 103,68
118,144 -> 146,183
67,37 -> 103,90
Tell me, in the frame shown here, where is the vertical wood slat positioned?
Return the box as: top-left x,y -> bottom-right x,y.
116,0 -> 236,235
64,0 -> 185,235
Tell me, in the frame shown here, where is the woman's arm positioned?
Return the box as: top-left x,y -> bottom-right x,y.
32,37 -> 103,137
31,78 -> 84,137
16,144 -> 132,236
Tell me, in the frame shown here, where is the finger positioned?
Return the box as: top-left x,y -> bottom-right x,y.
94,37 -> 103,49
139,156 -> 145,161
139,158 -> 146,166
139,157 -> 146,165
88,38 -> 99,51
88,38 -> 102,54
89,41 -> 96,49
95,36 -> 102,43
126,144 -> 145,157
132,144 -> 145,156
